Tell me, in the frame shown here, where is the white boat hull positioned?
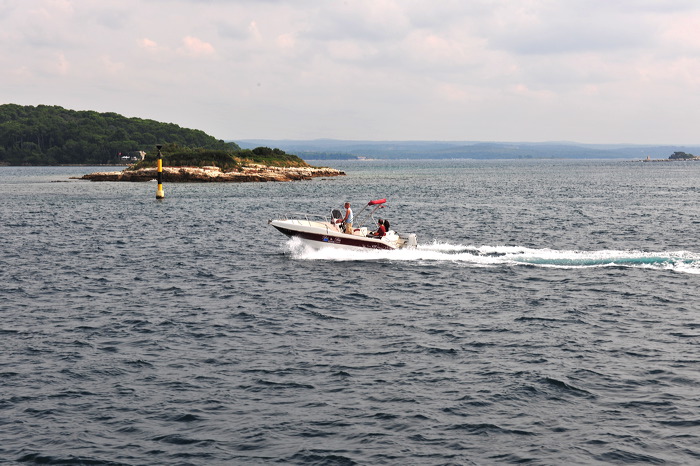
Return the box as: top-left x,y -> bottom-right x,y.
269,218 -> 415,250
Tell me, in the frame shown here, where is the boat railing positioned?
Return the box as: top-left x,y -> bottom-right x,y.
282,212 -> 331,225
277,212 -> 346,235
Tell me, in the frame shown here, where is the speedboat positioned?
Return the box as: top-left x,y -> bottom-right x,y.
268,198 -> 418,250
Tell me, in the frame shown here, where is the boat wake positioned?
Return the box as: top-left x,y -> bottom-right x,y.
284,238 -> 700,274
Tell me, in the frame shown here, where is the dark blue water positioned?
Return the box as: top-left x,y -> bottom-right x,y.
2,160 -> 700,465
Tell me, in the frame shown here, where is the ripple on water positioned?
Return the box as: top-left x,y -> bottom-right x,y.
3,163 -> 700,464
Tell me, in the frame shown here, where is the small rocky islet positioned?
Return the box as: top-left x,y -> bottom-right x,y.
79,164 -> 344,182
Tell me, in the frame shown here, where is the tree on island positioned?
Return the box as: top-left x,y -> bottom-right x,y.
669,151 -> 696,160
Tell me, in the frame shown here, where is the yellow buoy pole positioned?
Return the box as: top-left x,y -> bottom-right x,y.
156,144 -> 165,199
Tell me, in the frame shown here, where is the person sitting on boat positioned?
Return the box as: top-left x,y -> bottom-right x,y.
383,219 -> 390,232
336,202 -> 354,235
370,218 -> 386,238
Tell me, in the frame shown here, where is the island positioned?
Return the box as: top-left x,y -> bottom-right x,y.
79,145 -> 344,182
643,151 -> 700,162
80,164 -> 344,182
0,104 -> 344,181
0,104 -> 339,180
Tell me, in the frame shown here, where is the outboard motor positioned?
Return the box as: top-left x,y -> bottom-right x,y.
407,234 -> 418,248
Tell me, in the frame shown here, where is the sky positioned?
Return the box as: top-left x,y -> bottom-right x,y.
3,0 -> 700,144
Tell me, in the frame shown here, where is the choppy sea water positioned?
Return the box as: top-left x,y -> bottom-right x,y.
1,160 -> 700,465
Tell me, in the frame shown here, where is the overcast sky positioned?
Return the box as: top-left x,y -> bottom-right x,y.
3,0 -> 700,144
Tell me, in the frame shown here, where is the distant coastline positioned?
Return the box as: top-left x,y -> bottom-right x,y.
238,139 -> 700,161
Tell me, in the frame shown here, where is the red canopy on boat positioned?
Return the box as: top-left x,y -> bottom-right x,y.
368,198 -> 386,205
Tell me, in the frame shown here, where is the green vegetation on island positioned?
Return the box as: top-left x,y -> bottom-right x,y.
131,144 -> 308,172
0,104 -> 308,168
668,151 -> 697,160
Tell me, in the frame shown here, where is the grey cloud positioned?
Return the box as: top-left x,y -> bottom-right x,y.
301,3 -> 411,42
482,3 -> 663,56
489,20 -> 654,55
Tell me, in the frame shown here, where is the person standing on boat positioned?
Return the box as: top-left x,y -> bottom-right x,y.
341,202 -> 354,234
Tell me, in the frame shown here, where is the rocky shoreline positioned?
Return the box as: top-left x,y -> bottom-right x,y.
78,164 -> 345,182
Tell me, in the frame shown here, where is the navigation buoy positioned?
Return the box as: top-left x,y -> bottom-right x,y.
156,144 -> 164,199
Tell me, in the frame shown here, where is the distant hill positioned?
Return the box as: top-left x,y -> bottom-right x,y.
237,139 -> 700,160
0,104 -> 241,165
